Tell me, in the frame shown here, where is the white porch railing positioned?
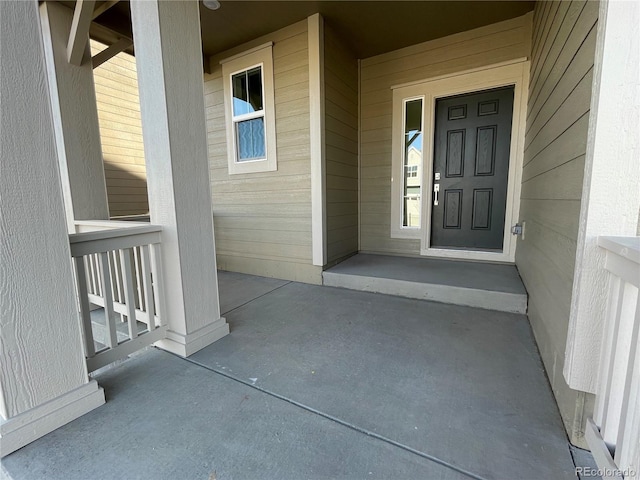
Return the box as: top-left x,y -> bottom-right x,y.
587,236 -> 640,480
69,220 -> 167,372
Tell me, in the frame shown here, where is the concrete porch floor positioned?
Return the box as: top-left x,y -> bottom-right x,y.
1,272 -> 598,480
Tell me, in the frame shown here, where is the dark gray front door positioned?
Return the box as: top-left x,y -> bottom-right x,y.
430,86 -> 514,250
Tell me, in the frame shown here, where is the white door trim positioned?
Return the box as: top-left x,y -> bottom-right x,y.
412,60 -> 530,263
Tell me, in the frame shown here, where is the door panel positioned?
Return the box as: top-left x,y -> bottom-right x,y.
431,86 -> 514,250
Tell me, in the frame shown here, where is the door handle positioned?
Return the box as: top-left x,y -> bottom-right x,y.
434,184 -> 440,206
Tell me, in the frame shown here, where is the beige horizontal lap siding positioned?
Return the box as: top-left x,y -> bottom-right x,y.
359,14 -> 532,256
324,24 -> 359,264
516,0 -> 598,448
206,21 -> 320,284
90,40 -> 148,217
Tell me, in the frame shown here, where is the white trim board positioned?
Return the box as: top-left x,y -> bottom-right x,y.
390,60 -> 530,263
155,318 -> 229,357
308,13 -> 326,267
0,381 -> 105,458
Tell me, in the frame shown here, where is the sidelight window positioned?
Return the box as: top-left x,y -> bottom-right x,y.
402,98 -> 424,228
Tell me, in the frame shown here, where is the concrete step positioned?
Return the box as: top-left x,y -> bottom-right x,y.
323,254 -> 528,314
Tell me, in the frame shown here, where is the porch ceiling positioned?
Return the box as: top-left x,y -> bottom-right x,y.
86,0 -> 534,59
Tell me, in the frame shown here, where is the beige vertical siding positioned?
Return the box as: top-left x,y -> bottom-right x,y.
359,15 -> 532,255
90,40 -> 148,217
517,0 -> 598,446
324,24 -> 359,263
205,21 -> 321,283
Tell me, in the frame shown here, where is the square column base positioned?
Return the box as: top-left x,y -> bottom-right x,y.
0,380 -> 105,458
155,317 -> 229,357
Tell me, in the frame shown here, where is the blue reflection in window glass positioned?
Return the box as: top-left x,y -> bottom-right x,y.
236,118 -> 265,161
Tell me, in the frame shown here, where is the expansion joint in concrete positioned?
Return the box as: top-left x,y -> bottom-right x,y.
177,352 -> 488,480
222,281 -> 293,316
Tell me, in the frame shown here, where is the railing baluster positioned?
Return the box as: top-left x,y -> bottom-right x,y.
109,250 -> 117,303
93,253 -> 103,297
599,278 -> 626,445
111,249 -> 125,322
74,256 -> 96,357
98,252 -> 118,348
594,276 -> 622,426
140,245 -> 155,330
84,255 -> 93,296
133,246 -> 145,312
119,248 -> 139,340
615,297 -> 640,469
88,253 -> 98,296
150,242 -> 165,325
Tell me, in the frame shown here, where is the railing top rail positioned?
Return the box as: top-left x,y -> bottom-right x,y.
108,214 -> 151,223
74,219 -> 153,231
70,224 -> 162,245
598,236 -> 640,265
69,222 -> 162,257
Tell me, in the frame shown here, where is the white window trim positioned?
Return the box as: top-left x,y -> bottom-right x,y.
391,94 -> 426,239
221,43 -> 277,175
390,59 -> 530,263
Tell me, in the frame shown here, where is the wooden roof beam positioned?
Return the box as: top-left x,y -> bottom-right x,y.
92,37 -> 132,68
67,0 -> 96,65
92,0 -> 119,20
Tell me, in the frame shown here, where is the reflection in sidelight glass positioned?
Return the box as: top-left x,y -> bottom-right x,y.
403,98 -> 423,227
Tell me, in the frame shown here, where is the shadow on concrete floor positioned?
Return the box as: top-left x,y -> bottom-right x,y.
3,272 -> 595,480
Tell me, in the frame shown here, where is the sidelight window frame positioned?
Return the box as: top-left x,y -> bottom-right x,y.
391,87 -> 429,240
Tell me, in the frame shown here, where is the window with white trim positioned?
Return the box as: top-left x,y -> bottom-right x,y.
221,43 -> 277,174
402,98 -> 424,228
232,66 -> 265,161
391,90 -> 426,239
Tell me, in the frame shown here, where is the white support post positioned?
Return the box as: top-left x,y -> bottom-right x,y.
40,1 -> 110,232
0,0 -> 105,458
130,0 -> 229,357
564,0 -> 640,393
